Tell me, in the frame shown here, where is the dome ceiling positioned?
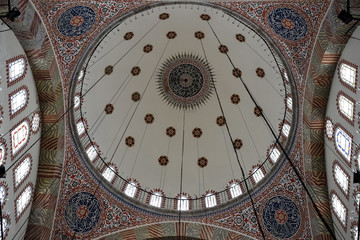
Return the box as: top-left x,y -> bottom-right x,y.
71,2 -> 296,207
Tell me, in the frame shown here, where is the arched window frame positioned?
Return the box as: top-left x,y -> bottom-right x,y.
267,144 -> 282,165
122,178 -> 140,199
336,91 -> 355,125
31,111 -> 41,134
202,190 -> 219,208
0,139 -> 8,166
334,124 -> 353,167
76,118 -> 88,138
250,165 -> 266,185
226,179 -> 244,200
325,117 -> 334,141
285,94 -> 292,112
12,153 -> 33,192
330,191 -> 348,230
176,194 -> 190,211
0,181 -> 9,208
332,161 -> 350,200
10,118 -> 31,159
1,213 -> 10,240
8,86 -> 30,120
85,142 -> 100,163
6,55 -> 27,87
100,162 -> 118,184
148,190 -> 165,208
14,183 -> 33,223
337,59 -> 358,92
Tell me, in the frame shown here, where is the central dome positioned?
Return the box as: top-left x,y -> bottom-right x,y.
70,2 -> 297,213
157,53 -> 214,110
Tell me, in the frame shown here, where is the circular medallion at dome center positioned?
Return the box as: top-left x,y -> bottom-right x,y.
157,54 -> 214,110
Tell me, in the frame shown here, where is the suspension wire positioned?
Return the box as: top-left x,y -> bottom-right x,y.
221,127 -> 236,179
206,16 -> 336,240
178,97 -> 186,237
200,29 -> 266,240
129,124 -> 148,177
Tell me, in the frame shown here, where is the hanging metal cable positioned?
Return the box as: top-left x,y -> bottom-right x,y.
205,15 -> 336,239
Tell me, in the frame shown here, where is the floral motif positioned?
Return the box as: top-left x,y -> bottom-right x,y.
198,157 -> 208,168
104,104 -> 114,114
125,136 -> 135,147
104,65 -> 113,75
158,155 -> 169,166
218,45 -> 228,54
144,114 -> 154,124
159,13 -> 170,20
166,31 -> 177,39
124,32 -> 134,40
254,106 -> 263,117
192,128 -> 202,138
131,66 -> 141,76
194,31 -> 205,40
166,127 -> 176,137
131,92 -> 141,102
236,34 -> 246,42
232,68 -> 242,78
233,139 -> 243,150
256,68 -> 265,78
216,116 -> 226,126
143,44 -> 153,53
231,94 -> 240,104
200,14 -> 211,21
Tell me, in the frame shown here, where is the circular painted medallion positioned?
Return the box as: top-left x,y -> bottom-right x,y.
262,195 -> 301,238
268,8 -> 308,41
157,53 -> 214,110
57,6 -> 96,37
64,192 -> 101,233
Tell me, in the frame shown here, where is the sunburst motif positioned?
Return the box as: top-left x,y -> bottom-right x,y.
157,53 -> 215,110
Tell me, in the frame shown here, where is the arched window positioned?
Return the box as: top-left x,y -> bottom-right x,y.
2,217 -> 9,236
74,96 -> 80,108
270,148 -> 281,163
252,167 -> 264,183
11,120 -> 29,154
353,226 -> 358,240
10,88 -> 28,115
15,184 -> 32,219
102,165 -> 116,183
340,63 -> 356,88
86,145 -> 98,162
287,97 -> 292,110
8,57 -> 25,82
177,195 -> 189,211
338,95 -> 354,121
124,182 -> 137,198
205,193 -> 217,208
282,123 -> 290,137
0,184 -> 7,205
14,156 -> 31,189
32,113 -> 40,132
334,164 -> 349,194
149,192 -> 162,208
331,193 -> 346,225
77,121 -> 85,135
335,127 -> 352,162
0,144 -> 5,165
229,183 -> 242,198
326,120 -> 333,139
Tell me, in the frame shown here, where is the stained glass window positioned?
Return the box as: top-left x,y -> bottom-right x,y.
16,185 -> 32,217
270,148 -> 281,163
287,97 -> 292,110
149,192 -> 162,208
32,113 -> 40,132
1,218 -> 8,234
78,70 -> 84,80
205,193 -> 217,208
331,193 -> 346,225
9,58 -> 25,82
74,96 -> 80,108
102,165 -> 115,182
282,123 -> 290,137
335,127 -> 352,162
340,63 -> 356,88
0,185 -> 6,204
0,144 -> 4,165
177,196 -> 189,211
77,121 -> 85,135
334,164 -> 349,194
11,121 -> 29,154
339,95 -> 354,120
10,89 -> 27,114
253,167 -> 264,183
326,120 -> 333,138
14,157 -> 31,187
86,145 -> 98,162
229,183 -> 242,198
124,182 -> 137,198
